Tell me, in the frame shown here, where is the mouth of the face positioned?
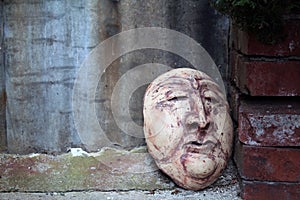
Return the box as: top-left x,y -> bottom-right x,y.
185,140 -> 215,154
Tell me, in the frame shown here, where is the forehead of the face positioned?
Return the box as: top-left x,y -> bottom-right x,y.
145,68 -> 225,102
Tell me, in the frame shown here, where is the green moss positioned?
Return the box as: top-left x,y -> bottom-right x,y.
209,0 -> 300,44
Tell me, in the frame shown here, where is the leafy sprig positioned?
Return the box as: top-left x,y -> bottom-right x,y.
210,0 -> 300,44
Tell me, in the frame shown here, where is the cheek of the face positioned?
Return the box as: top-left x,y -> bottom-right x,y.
144,105 -> 185,159
210,105 -> 233,159
219,111 -> 233,156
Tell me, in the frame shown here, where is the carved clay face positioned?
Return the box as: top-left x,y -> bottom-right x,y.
143,68 -> 233,190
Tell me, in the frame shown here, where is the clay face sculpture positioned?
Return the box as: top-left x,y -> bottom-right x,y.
143,68 -> 233,190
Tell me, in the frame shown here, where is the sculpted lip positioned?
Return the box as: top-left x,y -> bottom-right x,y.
184,140 -> 216,154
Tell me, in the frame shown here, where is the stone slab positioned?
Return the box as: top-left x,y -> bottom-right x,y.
0,147 -> 239,192
0,147 -> 173,192
0,185 -> 242,200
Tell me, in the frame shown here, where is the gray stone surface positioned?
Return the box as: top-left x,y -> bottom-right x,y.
0,147 -> 239,195
0,147 -> 173,192
0,186 -> 241,200
0,157 -> 240,198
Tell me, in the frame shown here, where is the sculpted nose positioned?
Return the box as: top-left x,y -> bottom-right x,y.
186,112 -> 210,130
185,95 -> 210,131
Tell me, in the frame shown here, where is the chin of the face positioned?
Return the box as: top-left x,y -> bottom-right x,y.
156,150 -> 227,190
180,153 -> 218,179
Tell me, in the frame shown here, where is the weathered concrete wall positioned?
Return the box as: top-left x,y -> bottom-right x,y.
4,0 -> 100,153
0,1 -> 6,152
3,0 -> 229,154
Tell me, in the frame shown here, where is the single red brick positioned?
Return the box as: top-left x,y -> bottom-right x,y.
232,20 -> 300,56
235,56 -> 300,96
239,100 -> 300,146
241,180 -> 300,200
235,142 -> 300,182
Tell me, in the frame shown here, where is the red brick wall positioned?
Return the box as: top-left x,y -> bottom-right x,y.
231,17 -> 300,200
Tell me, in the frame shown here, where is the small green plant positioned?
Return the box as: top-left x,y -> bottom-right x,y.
209,0 -> 300,44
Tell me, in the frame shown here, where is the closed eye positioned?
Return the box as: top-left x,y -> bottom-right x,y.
167,96 -> 188,101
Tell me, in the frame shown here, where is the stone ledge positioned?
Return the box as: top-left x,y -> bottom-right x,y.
0,147 -> 239,192
0,147 -> 173,192
0,185 -> 242,200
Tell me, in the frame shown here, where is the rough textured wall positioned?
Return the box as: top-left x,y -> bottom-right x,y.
0,1 -> 6,152
4,0 -> 95,153
2,0 -> 229,154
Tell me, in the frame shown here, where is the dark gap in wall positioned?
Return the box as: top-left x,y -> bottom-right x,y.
235,49 -> 300,62
237,95 -> 300,104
